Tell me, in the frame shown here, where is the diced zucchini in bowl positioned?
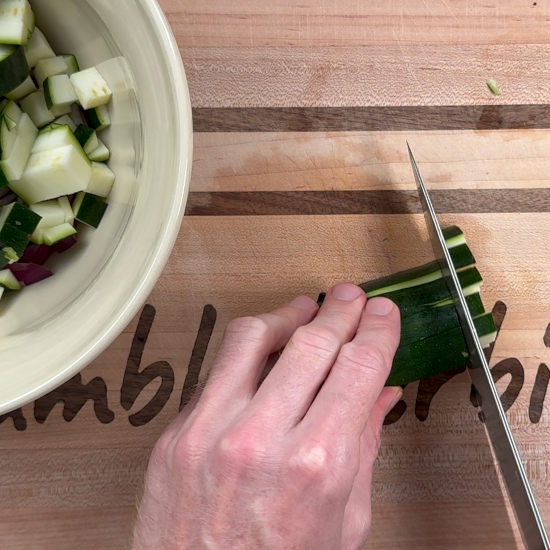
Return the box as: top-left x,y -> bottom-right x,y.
33,123 -> 90,165
29,196 -> 74,243
70,67 -> 112,109
44,74 -> 77,110
72,192 -> 107,228
0,44 -> 29,96
0,224 -> 30,268
41,222 -> 77,246
0,202 -> 41,234
24,27 -> 54,68
0,112 -> 38,181
87,162 -> 115,197
61,54 -> 79,75
50,103 -> 72,117
84,104 -> 110,131
0,269 -> 21,291
0,0 -> 35,46
9,144 -> 92,203
88,139 -> 110,162
34,55 -> 68,87
52,114 -> 76,132
19,89 -> 55,128
5,75 -> 36,101
74,124 -> 98,154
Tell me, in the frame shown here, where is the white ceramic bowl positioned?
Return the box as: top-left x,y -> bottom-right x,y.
0,0 -> 192,414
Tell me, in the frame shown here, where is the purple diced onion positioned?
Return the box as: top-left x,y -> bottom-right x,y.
0,192 -> 17,206
52,235 -> 78,254
20,244 -> 55,265
7,263 -> 53,286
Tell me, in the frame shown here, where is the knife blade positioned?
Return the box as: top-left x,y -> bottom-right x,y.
408,143 -> 550,550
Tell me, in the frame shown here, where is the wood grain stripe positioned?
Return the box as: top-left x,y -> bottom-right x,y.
193,105 -> 550,132
185,189 -> 550,216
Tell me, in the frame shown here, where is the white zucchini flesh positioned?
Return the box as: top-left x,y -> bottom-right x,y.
29,197 -> 74,243
87,139 -> 110,162
50,103 -> 72,117
30,200 -> 66,229
44,74 -> 77,108
19,88 -> 55,128
0,113 -> 37,181
42,222 -> 76,246
70,68 -> 112,109
0,269 -> 20,290
58,195 -> 74,224
0,0 -> 35,46
1,99 -> 23,127
33,123 -> 90,165
24,27 -> 54,68
53,115 -> 76,132
5,75 -> 36,101
87,162 -> 115,198
9,144 -> 92,203
34,55 -> 68,87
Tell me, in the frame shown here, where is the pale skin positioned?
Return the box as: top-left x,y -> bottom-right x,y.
133,282 -> 402,550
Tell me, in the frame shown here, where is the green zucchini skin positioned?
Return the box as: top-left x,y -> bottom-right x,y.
386,313 -> 495,386
355,226 -> 494,387
0,46 -> 29,97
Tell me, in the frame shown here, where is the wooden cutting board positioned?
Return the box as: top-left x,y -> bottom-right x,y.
2,1 -> 550,548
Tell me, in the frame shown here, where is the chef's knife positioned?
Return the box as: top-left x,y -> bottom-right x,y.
408,143 -> 550,550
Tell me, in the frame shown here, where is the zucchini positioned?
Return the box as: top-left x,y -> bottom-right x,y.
74,124 -> 98,154
72,191 -> 107,228
387,314 -> 496,386
0,112 -> 37,181
0,44 -> 29,96
34,55 -> 68,87
41,222 -> 76,246
44,74 -> 77,110
87,139 -> 110,162
70,67 -> 112,109
5,75 -> 36,101
0,268 -> 20,290
19,89 -> 55,128
84,104 -> 110,131
0,202 -> 41,235
86,161 -> 115,197
60,54 -> 79,75
24,27 -> 55,68
0,223 -> 30,268
10,142 -> 92,203
0,0 -> 35,46
355,227 -> 496,386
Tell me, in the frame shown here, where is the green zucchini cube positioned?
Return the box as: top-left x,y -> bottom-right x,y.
0,202 -> 41,234
0,223 -> 31,268
72,191 -> 107,228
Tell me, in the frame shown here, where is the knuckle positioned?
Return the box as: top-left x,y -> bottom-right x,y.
224,316 -> 270,344
171,426 -> 208,467
215,429 -> 266,470
337,342 -> 388,377
289,441 -> 345,495
291,325 -> 341,359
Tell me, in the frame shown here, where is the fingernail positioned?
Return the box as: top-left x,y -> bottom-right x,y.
386,388 -> 403,414
331,283 -> 363,301
366,297 -> 394,316
289,295 -> 316,310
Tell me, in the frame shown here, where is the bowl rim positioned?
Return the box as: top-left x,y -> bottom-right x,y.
0,0 -> 192,415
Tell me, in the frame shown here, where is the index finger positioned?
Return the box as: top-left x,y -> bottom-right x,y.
297,297 -> 401,441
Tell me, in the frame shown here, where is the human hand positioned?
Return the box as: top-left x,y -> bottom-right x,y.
133,283 -> 402,550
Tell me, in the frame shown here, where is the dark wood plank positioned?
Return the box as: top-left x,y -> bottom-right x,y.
193,105 -> 550,132
185,189 -> 550,216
